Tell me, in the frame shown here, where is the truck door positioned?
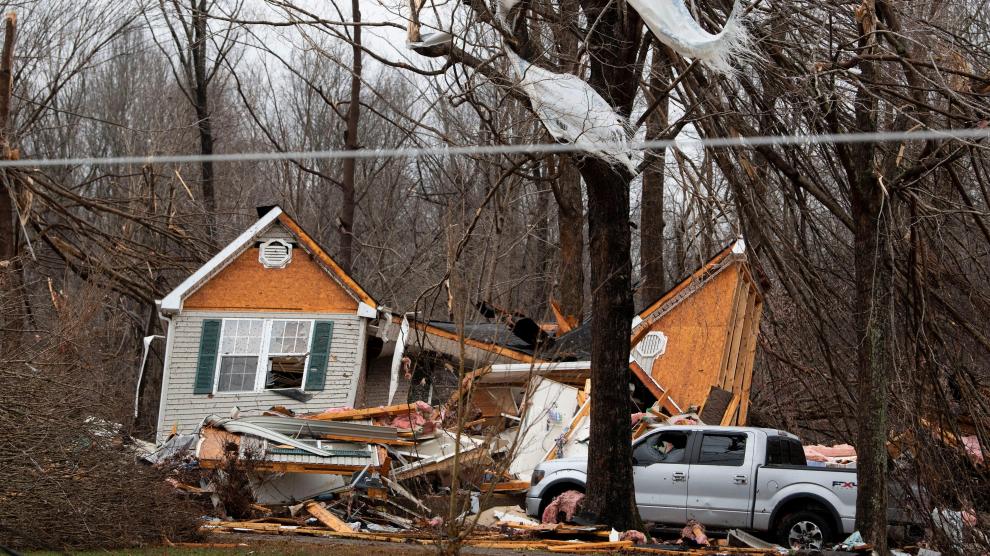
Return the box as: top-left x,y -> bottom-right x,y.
686,431 -> 754,528
632,429 -> 692,525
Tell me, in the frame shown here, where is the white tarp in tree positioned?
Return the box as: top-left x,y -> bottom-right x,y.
628,0 -> 750,76
505,49 -> 638,174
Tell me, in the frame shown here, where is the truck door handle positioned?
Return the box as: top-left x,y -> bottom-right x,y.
672,472 -> 687,481
733,475 -> 748,484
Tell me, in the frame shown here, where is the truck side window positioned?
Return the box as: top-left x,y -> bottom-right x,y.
698,433 -> 747,466
633,430 -> 689,465
766,437 -> 783,465
787,439 -> 808,466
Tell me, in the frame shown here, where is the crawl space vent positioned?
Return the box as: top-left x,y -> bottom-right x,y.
259,239 -> 292,268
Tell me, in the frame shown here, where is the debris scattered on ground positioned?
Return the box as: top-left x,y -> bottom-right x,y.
680,519 -> 709,547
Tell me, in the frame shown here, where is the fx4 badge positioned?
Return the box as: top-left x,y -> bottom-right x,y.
832,481 -> 857,489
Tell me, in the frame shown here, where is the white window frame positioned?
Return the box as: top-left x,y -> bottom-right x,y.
213,318 -> 315,394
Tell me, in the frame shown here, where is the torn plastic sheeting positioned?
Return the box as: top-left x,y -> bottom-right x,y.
629,0 -> 751,76
505,49 -> 639,174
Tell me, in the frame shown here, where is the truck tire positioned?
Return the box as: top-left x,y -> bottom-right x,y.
774,509 -> 836,550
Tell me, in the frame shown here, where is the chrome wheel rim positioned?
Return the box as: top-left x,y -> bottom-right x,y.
788,520 -> 824,549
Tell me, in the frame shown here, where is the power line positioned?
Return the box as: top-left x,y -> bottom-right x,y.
1,127 -> 987,168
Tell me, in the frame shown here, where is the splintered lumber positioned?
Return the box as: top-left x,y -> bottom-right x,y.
203,521 -> 282,533
480,479 -> 532,492
465,540 -> 554,550
627,547 -> 777,555
547,540 -> 633,552
392,445 -> 490,480
308,403 -> 418,421
720,393 -> 741,426
305,502 -> 353,533
317,434 -> 414,446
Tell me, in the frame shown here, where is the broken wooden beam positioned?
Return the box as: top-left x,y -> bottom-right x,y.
305,502 -> 353,533
307,403 -> 418,421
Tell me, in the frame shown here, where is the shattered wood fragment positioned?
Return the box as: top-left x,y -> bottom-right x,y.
479,479 -> 532,492
316,434 -> 414,446
305,502 -> 353,532
546,540 -> 633,552
308,403 -> 418,421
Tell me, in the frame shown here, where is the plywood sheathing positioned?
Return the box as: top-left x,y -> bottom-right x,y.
631,243 -> 764,419
277,214 -> 377,308
184,247 -> 359,312
640,264 -> 744,410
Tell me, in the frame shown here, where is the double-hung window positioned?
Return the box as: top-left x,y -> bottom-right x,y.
215,318 -> 313,393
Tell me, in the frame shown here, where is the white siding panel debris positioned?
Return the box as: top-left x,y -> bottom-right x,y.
158,310 -> 364,443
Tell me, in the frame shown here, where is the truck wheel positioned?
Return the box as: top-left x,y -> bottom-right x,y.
775,510 -> 835,550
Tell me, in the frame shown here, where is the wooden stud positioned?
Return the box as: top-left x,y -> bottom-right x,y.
307,403 -> 416,421
736,295 -> 762,424
720,394 -> 741,426
718,268 -> 749,390
305,502 -> 353,533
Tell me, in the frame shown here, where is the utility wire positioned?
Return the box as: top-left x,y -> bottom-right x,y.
1,127 -> 987,168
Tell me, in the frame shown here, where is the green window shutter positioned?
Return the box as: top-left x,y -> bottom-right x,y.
193,319 -> 222,394
305,320 -> 334,391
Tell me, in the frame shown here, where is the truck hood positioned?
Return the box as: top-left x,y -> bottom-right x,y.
537,456 -> 588,474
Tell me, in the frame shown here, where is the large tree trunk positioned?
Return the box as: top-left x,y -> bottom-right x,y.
579,157 -> 638,530
191,0 -> 216,241
849,7 -> 889,550
339,0 -> 361,273
0,12 -> 16,262
851,165 -> 891,553
574,0 -> 642,530
639,46 -> 671,305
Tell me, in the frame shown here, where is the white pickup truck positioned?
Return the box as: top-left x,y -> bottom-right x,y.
525,426 -> 859,549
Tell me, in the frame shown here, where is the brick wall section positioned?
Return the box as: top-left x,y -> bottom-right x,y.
157,310 -> 365,442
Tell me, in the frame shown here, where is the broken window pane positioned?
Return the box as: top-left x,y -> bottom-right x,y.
634,430 -> 689,465
266,356 -> 306,389
266,320 -> 312,389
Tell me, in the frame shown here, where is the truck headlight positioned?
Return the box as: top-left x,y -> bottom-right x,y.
531,469 -> 545,486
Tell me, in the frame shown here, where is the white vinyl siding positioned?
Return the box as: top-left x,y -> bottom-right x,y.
157,310 -> 366,442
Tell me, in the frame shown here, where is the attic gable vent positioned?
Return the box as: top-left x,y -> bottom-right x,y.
259,239 -> 292,268
636,331 -> 668,359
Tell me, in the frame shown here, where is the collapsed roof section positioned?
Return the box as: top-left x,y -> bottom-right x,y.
408,239 -> 763,425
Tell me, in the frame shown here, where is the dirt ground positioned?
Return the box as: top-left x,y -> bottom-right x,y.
26,532 -> 559,556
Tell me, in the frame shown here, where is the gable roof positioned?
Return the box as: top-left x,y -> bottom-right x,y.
159,206 -> 377,314
551,238 -> 755,360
